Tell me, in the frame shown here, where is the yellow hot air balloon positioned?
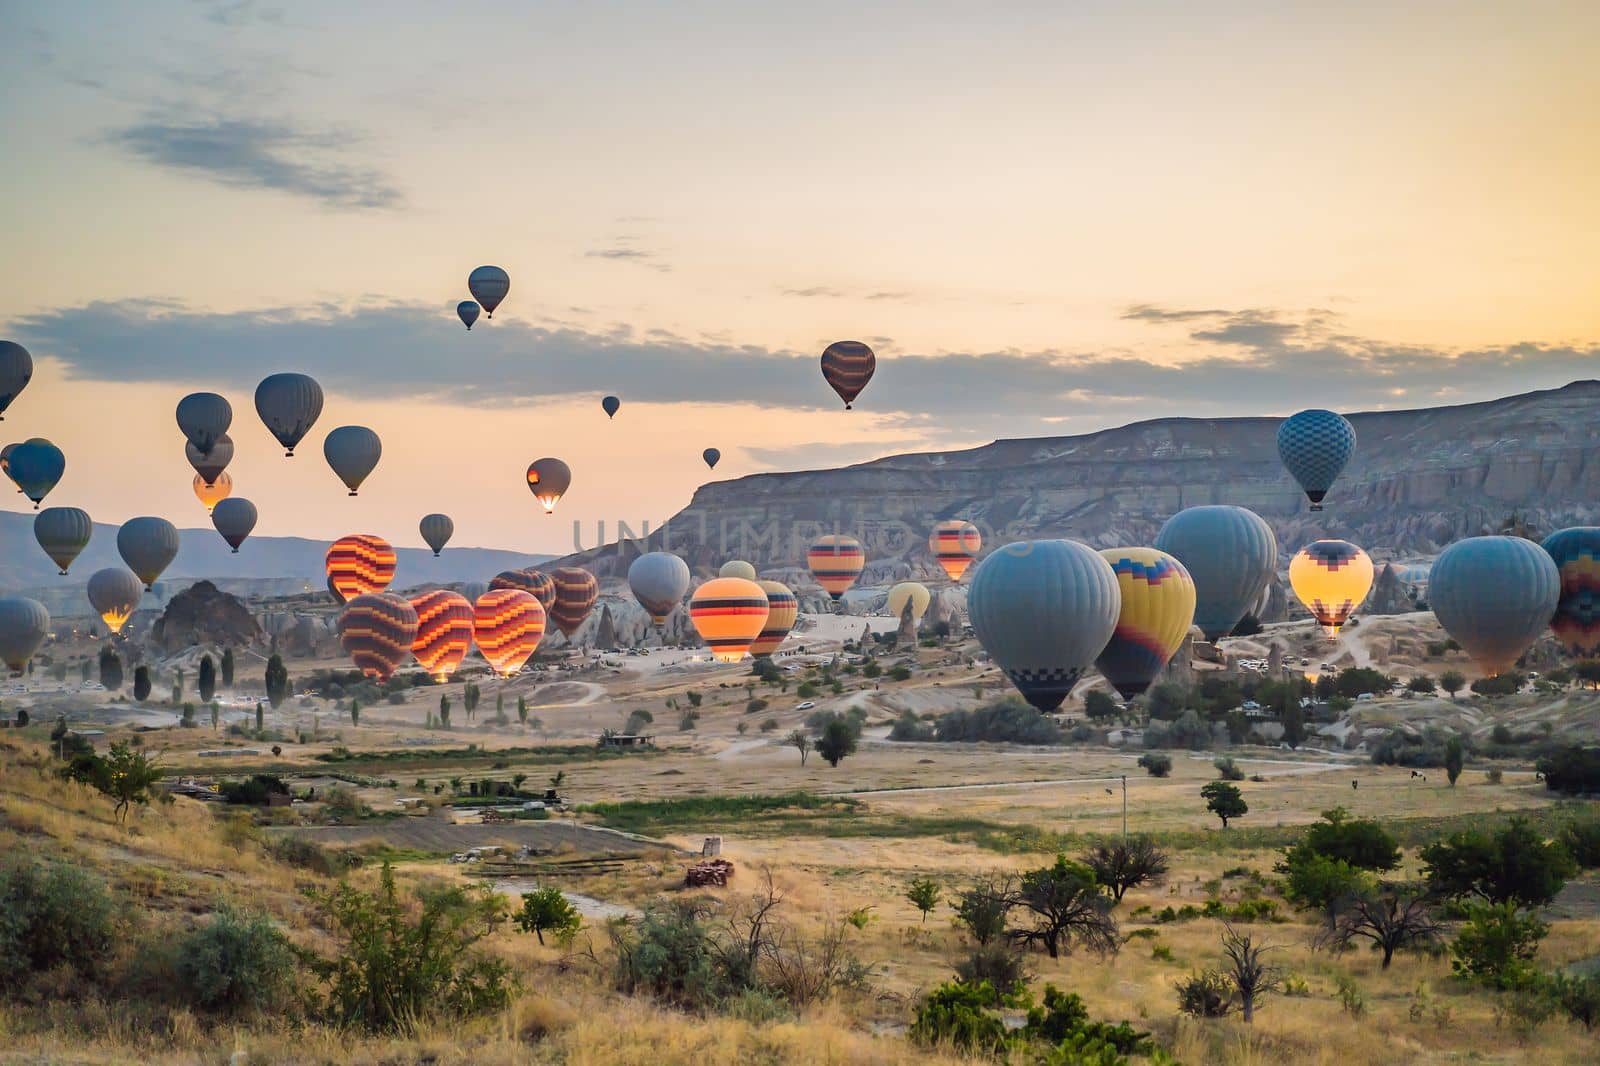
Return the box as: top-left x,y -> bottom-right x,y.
1096,548 -> 1197,699
719,560 -> 757,581
193,472 -> 233,514
689,577 -> 769,662
1289,540 -> 1375,639
886,581 -> 931,626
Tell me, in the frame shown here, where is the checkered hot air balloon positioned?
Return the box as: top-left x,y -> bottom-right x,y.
325,534 -> 396,602
929,520 -> 982,582
409,589 -> 475,682
1277,409 -> 1356,512
1541,527 -> 1600,657
490,568 -> 556,610
473,588 -> 545,676
338,593 -> 419,682
549,567 -> 599,638
807,534 -> 864,601
1095,548 -> 1197,700
689,577 -> 770,662
1289,540 -> 1375,639
820,341 -> 875,409
749,580 -> 797,658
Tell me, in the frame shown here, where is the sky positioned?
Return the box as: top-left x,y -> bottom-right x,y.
2,0 -> 1597,556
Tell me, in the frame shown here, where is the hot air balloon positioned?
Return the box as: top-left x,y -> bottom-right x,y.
820,341 -> 875,409
887,581 -> 931,626
8,438 -> 64,508
186,434 -> 233,486
807,535 -> 864,601
175,392 -> 232,455
255,372 -> 324,456
1277,409 -> 1356,512
1,442 -> 19,491
549,567 -> 598,638
34,507 -> 92,575
87,568 -> 143,635
1095,548 -> 1197,700
929,520 -> 982,582
324,426 -> 382,496
703,448 -> 721,470
1541,527 -> 1600,657
193,472 -> 233,513
689,577 -> 770,662
461,580 -> 488,603
629,552 -> 691,626
1289,540 -> 1374,639
116,516 -> 179,590
968,540 -> 1121,712
1154,506 -> 1277,642
468,265 -> 510,317
526,458 -> 571,514
749,580 -> 798,658
1431,536 -> 1559,676
338,594 -> 419,682
420,514 -> 454,557
490,568 -> 556,609
602,395 -> 620,419
409,589 -> 475,682
0,341 -> 33,420
0,597 -> 49,674
327,576 -> 347,605
719,560 -> 757,581
325,534 -> 397,601
212,498 -> 258,553
457,300 -> 480,331
473,588 -> 545,676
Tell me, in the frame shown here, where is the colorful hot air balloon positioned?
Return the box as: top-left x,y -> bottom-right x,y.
176,392 -> 232,455
719,560 -> 757,581
820,341 -> 875,409
929,520 -> 982,582
468,265 -> 510,317
325,534 -> 397,601
87,568 -> 143,635
1541,527 -> 1600,657
193,471 -> 233,513
338,594 -> 419,682
886,581 -> 931,626
703,447 -> 721,470
1430,536 -> 1560,676
968,540 -> 1121,712
807,535 -> 864,601
409,589 -> 475,682
34,507 -> 92,575
1154,506 -> 1277,642
1277,409 -> 1356,512
0,597 -> 49,674
457,300 -> 481,331
0,341 -> 33,420
1095,548 -> 1197,700
116,516 -> 179,590
327,576 -> 346,605
8,438 -> 64,508
749,580 -> 798,658
324,426 -> 382,496
490,568 -> 556,609
212,497 -> 258,553
526,458 -> 571,514
629,552 -> 691,626
1289,540 -> 1374,639
186,434 -> 233,486
420,513 -> 454,557
473,588 -> 545,676
602,395 -> 620,419
255,372 -> 324,456
689,577 -> 770,662
549,567 -> 598,638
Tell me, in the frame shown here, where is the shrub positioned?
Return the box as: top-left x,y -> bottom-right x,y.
1281,807 -> 1401,873
0,858 -> 117,988
1083,689 -> 1119,720
1214,757 -> 1244,781
265,835 -> 349,876
744,698 -> 768,715
933,699 -> 1063,744
321,786 -> 370,823
954,942 -> 1030,1001
759,717 -> 778,732
515,886 -> 582,945
1279,852 -> 1369,912
1547,972 -> 1600,1031
1449,901 -> 1548,987
1081,837 -> 1170,903
905,877 -> 941,923
889,665 -> 912,682
911,980 -> 1010,1052
1406,675 -> 1436,694
1137,753 -> 1171,778
1558,816 -> 1600,869
955,877 -> 1010,945
1471,673 -> 1523,696
1536,745 -> 1600,794
1420,817 -> 1576,907
219,773 -> 290,806
172,907 -> 295,1015
888,710 -> 934,742
1176,969 -> 1236,1017
816,716 -> 858,767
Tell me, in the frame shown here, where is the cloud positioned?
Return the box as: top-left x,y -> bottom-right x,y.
583,237 -> 670,272
781,286 -> 912,302
107,117 -> 401,209
1120,303 -> 1233,323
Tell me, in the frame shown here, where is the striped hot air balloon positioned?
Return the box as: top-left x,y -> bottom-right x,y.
929,520 -> 982,582
325,534 -> 397,602
490,568 -> 556,610
807,534 -> 864,601
549,568 -> 599,637
1289,540 -> 1375,639
1095,548 -> 1197,700
820,341 -> 875,409
337,594 -> 419,682
1542,528 -> 1600,657
689,577 -> 770,662
409,589 -> 475,682
473,588 -> 545,676
749,580 -> 798,658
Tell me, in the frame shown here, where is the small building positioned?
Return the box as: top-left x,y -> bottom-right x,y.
598,733 -> 655,749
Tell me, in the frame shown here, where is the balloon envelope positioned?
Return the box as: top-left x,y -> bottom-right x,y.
338,594 -> 419,682
0,597 -> 49,673
457,300 -> 480,330
255,373 -> 324,456
323,425 -> 382,495
212,497 -> 258,553
1154,506 -> 1277,641
718,560 -> 757,581
34,506 -> 92,575
1430,536 -> 1559,676
1096,548 -> 1197,700
193,472 -> 233,513
490,569 -> 556,609
473,588 -> 546,676
602,395 -> 620,419
689,577 -> 769,662
116,516 -> 179,589
8,439 -> 64,507
420,513 -> 454,556
1541,527 -> 1600,657
176,392 -> 232,455
703,447 -> 721,470
930,520 -> 982,582
325,534 -> 397,601
526,458 -> 571,514
887,581 -> 931,626
807,535 -> 864,601
409,589 -> 475,681
820,341 -> 875,409
186,434 -> 233,485
468,265 -> 510,316
749,580 -> 798,657
549,567 -> 599,637
1289,540 -> 1374,638
629,552 -> 691,625
1277,409 -> 1356,511
87,568 -> 143,634
0,341 -> 33,420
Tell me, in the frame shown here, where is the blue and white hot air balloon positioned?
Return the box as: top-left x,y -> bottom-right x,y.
1277,409 -> 1356,512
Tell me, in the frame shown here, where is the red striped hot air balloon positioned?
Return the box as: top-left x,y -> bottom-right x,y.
473,588 -> 545,677
749,579 -> 797,658
807,534 -> 864,601
690,577 -> 770,662
338,594 -> 419,682
326,534 -> 396,602
548,567 -> 599,637
409,589 -> 474,682
820,341 -> 875,409
929,520 -> 982,582
490,568 -> 556,610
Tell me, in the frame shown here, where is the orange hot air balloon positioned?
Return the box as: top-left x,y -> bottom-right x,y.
1289,540 -> 1375,639
490,568 -> 556,610
325,534 -> 397,602
749,580 -> 797,657
409,589 -> 474,682
193,471 -> 233,514
338,593 -> 419,682
473,588 -> 546,677
548,567 -> 599,637
807,534 -> 864,601
689,577 -> 770,662
929,520 -> 982,581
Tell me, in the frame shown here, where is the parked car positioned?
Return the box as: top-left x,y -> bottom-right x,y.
796,701 -> 816,710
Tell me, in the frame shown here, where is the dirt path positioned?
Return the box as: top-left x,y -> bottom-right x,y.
831,755 -> 1354,798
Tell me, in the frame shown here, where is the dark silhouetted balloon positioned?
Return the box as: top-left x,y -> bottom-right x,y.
703,447 -> 721,470
468,266 -> 510,316
176,392 -> 232,455
116,516 -> 180,590
420,513 -> 454,556
8,439 -> 64,508
323,425 -> 382,495
0,341 -> 33,420
0,597 -> 49,673
212,497 -> 258,553
602,395 -> 620,419
186,433 -> 233,486
254,372 -> 324,456
34,506 -> 92,575
526,458 -> 571,514
820,341 -> 876,409
457,300 -> 480,331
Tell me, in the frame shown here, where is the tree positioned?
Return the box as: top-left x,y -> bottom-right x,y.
1406,675 -> 1436,695
350,700 -> 361,727
463,683 -> 480,720
133,665 -> 151,703
97,646 -> 123,691
511,772 -> 528,791
1439,670 -> 1466,697
514,886 -> 582,945
816,718 -> 857,767
181,703 -> 197,728
1145,682 -> 1188,720
1574,660 -> 1600,689
1214,757 -> 1245,781
517,696 -> 528,726
1450,901 -> 1548,987
255,702 -> 264,733
1201,782 -> 1247,828
1419,817 -> 1576,907
1444,735 -> 1464,785
173,668 -> 184,699
685,689 -> 703,707
95,743 -> 165,823
439,694 -> 452,729
1220,923 -> 1280,1023
1080,837 -> 1170,903
1083,689 -> 1118,721
1137,753 -> 1171,778
954,876 -> 1010,945
264,654 -> 290,709
210,702 -> 220,731
79,659 -> 91,684
786,729 -> 811,767
905,877 -> 941,924
1315,883 -> 1441,968
1004,855 -> 1118,959
1281,808 -> 1400,872
1280,698 -> 1305,749
220,647 -> 235,688
198,655 -> 216,703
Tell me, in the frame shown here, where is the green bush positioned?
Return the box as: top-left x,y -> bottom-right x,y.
1547,971 -> 1600,1031
265,835 -> 351,876
911,980 -> 1010,1053
1558,816 -> 1600,869
1537,745 -> 1600,795
0,858 -> 117,988
888,709 -> 935,742
954,942 -> 1030,1001
515,886 -> 582,945
1175,969 -> 1235,1017
172,907 -> 296,1015
1448,901 -> 1547,987
1214,757 -> 1244,781
1137,753 -> 1172,778
934,699 -> 1062,745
